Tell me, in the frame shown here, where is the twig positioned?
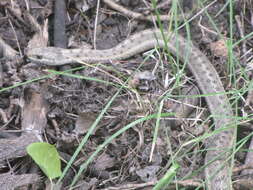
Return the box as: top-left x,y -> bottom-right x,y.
102,0 -> 186,21
178,0 -> 217,30
94,0 -> 101,49
54,0 -> 67,48
101,179 -> 201,190
235,15 -> 247,65
0,35 -> 18,59
7,13 -> 23,57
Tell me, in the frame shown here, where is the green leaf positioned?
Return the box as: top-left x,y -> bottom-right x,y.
27,142 -> 62,179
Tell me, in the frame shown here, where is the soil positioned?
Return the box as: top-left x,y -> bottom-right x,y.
0,0 -> 252,189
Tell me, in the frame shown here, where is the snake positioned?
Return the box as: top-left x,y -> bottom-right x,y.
27,29 -> 235,190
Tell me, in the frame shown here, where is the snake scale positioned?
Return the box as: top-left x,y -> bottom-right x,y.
27,29 -> 235,190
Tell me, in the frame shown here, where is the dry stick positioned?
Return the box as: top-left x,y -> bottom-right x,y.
235,15 -> 247,65
233,163 -> 253,173
142,0 -> 171,12
0,35 -> 18,59
198,16 -> 218,36
241,136 -> 253,176
54,0 -> 67,48
93,0 -> 101,49
178,0 -> 217,30
9,22 -> 22,57
101,179 -> 201,190
54,0 -> 72,79
251,9 -> 253,28
6,7 -> 31,30
102,0 -> 183,21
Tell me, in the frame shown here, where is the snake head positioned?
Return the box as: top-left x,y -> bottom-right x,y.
27,47 -> 72,66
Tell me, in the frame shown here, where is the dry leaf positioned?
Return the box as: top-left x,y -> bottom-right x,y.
74,112 -> 97,135
209,39 -> 228,58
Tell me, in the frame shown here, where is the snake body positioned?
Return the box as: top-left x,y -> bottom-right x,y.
27,29 -> 235,189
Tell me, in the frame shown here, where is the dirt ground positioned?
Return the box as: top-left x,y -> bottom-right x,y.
0,0 -> 253,189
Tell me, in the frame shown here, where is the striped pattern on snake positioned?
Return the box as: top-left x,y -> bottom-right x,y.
27,29 -> 235,190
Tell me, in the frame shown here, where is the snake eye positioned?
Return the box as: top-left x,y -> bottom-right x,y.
35,55 -> 43,59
